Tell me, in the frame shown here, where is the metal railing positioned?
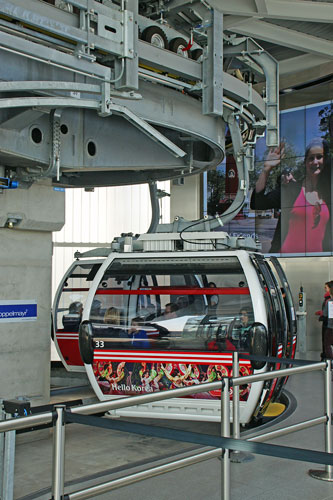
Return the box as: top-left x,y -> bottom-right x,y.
1,357 -> 333,500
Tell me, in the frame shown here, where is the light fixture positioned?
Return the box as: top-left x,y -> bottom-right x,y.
281,88 -> 294,94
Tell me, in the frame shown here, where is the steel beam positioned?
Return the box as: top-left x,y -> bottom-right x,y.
225,18 -> 333,59
208,0 -> 333,23
202,9 -> 223,116
0,0 -> 270,188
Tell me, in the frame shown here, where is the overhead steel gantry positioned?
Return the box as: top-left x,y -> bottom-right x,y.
0,0 -> 279,224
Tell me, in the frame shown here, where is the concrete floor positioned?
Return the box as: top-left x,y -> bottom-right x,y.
10,352 -> 333,500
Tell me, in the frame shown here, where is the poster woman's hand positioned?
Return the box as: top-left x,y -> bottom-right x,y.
264,143 -> 285,172
255,142 -> 285,194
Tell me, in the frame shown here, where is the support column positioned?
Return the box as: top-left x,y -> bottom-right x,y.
0,181 -> 65,404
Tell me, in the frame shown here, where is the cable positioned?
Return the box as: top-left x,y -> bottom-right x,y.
179,216 -> 232,248
179,199 -> 246,248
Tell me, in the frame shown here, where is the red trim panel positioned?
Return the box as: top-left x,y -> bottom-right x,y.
55,331 -> 83,366
93,349 -> 252,365
95,287 -> 250,296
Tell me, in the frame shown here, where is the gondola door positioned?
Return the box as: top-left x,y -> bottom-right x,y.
269,257 -> 297,359
250,254 -> 288,412
53,259 -> 103,371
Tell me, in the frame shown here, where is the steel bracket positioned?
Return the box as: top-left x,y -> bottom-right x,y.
224,37 -> 279,147
202,8 -> 223,116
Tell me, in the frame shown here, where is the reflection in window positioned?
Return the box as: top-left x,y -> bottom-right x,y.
209,100 -> 333,256
89,256 -> 254,353
56,263 -> 100,332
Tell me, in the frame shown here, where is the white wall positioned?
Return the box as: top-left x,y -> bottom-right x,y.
279,256 -> 333,352
52,182 -> 170,293
51,182 -> 170,359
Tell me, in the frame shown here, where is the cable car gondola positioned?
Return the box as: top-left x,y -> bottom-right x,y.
53,232 -> 298,424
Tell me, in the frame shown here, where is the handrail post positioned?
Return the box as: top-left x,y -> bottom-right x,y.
221,377 -> 230,500
52,405 -> 66,499
2,425 -> 15,500
0,403 -> 15,500
232,351 -> 240,441
230,351 -> 241,464
325,359 -> 333,474
309,359 -> 333,481
0,401 -> 4,498
230,352 -> 253,464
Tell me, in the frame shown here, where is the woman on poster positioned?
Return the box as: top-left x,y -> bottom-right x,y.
250,138 -> 331,253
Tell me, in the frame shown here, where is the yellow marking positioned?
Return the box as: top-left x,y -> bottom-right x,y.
263,402 -> 286,417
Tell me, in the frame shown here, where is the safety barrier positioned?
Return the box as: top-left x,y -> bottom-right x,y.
1,357 -> 333,500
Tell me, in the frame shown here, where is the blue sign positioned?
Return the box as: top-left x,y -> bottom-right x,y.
0,301 -> 37,323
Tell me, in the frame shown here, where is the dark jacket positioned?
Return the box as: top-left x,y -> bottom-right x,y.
250,181 -> 331,253
323,299 -> 333,329
319,292 -> 331,327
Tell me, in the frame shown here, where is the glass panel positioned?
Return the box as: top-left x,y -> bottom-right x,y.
250,255 -> 277,351
225,99 -> 333,256
269,257 -> 297,357
90,257 -> 254,353
280,108 -> 306,160
55,263 -> 101,332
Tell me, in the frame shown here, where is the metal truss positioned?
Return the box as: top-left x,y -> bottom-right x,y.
0,0 -> 278,214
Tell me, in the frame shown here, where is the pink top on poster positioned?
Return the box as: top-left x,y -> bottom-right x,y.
281,187 -> 329,253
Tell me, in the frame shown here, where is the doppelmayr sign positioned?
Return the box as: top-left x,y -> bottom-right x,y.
0,300 -> 37,323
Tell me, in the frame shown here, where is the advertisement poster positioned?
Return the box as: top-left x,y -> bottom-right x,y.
206,100 -> 333,256
93,360 -> 251,400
